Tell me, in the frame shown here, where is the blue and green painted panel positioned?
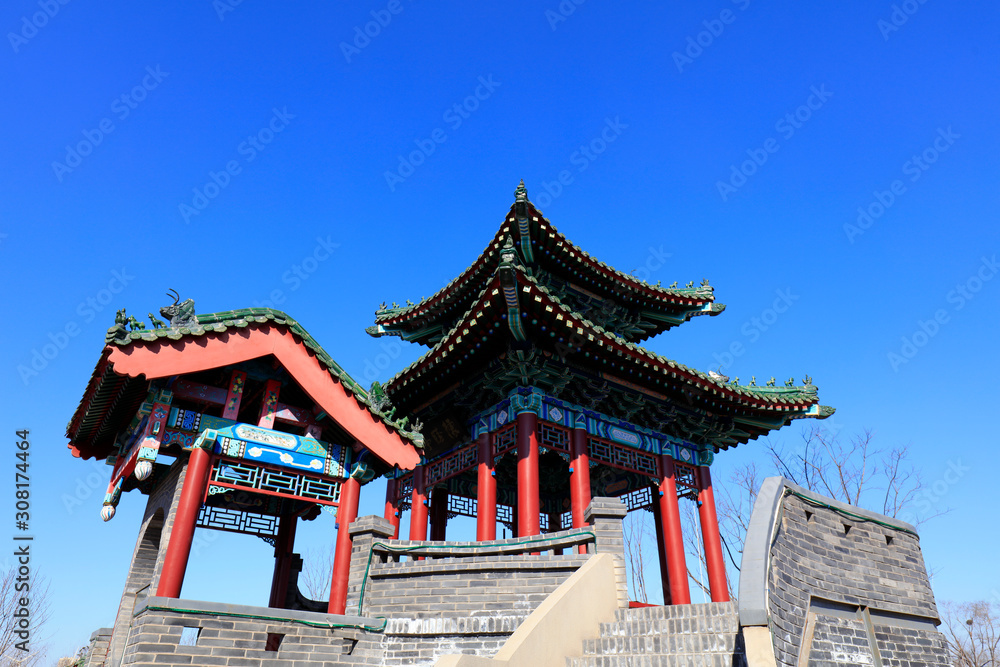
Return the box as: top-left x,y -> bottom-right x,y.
468,386 -> 703,465
196,422 -> 350,479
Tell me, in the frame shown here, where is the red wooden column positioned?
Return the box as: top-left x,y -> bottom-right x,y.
516,411 -> 540,537
384,478 -> 400,539
697,464 -> 730,602
156,447 -> 212,598
429,487 -> 449,541
268,515 -> 298,608
328,475 -> 361,614
476,432 -> 496,541
657,454 -> 691,605
409,465 -> 428,541
569,425 -> 592,553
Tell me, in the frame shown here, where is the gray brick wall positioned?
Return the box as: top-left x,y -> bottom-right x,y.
84,628 -> 113,667
119,597 -> 384,667
807,615 -> 875,666
766,489 -> 949,667
93,497 -> 628,667
874,622 -> 951,667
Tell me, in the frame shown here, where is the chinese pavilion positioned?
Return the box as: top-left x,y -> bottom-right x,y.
65,181 -> 834,667
66,302 -> 425,666
370,181 -> 833,605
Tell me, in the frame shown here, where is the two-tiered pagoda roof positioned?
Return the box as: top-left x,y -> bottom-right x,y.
370,182 -> 832,455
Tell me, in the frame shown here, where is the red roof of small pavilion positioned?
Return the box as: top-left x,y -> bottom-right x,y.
67,308 -> 421,469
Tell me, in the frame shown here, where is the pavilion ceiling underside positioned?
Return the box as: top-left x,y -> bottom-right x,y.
67,360 -> 151,460
383,269 -> 826,452
372,202 -> 720,346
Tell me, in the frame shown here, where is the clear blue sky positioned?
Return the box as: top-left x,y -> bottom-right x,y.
1,0 -> 998,661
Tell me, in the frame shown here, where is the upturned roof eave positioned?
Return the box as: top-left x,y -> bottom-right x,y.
383,264 -> 828,420
66,307 -> 425,461
372,196 -> 722,337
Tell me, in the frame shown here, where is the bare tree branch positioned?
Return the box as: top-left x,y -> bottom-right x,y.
941,600 -> 1000,666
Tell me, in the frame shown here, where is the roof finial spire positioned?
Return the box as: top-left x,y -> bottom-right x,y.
515,179 -> 527,202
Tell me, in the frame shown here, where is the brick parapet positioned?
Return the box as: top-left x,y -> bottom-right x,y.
739,476 -> 950,667
118,596 -> 383,667
585,496 -> 628,608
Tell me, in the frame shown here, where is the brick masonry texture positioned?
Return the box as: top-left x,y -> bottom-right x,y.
84,628 -> 112,667
807,615 -> 875,666
767,492 -> 950,666
568,601 -> 747,667
95,497 -> 629,666
119,601 -> 384,667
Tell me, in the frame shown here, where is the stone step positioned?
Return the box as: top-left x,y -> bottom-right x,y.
617,601 -> 738,622
582,632 -> 738,656
602,616 -> 739,637
567,652 -> 744,667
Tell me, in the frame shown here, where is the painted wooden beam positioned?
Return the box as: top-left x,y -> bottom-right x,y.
222,370 -> 247,420
258,379 -> 282,429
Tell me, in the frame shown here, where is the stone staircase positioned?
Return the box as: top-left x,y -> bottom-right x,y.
567,601 -> 747,666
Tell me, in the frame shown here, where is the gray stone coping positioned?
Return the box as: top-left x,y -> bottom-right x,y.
134,596 -> 382,630
89,627 -> 113,641
737,476 -> 919,627
371,554 -> 590,577
372,527 -> 595,557
383,614 -> 530,636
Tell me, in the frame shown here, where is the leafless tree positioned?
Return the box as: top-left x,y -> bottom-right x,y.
624,425 -> 938,603
0,565 -> 51,667
622,510 -> 654,603
715,425 -> 939,574
299,545 -> 334,601
765,425 -> 930,519
941,600 -> 1000,666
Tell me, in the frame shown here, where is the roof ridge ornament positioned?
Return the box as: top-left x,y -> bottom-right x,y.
513,180 -> 534,263
514,179 -> 528,202
161,289 -> 198,328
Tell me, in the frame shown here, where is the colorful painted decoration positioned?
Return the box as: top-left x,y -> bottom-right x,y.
195,422 -> 350,479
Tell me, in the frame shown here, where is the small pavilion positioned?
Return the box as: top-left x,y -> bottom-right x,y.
66,304 -> 423,628
370,182 -> 833,604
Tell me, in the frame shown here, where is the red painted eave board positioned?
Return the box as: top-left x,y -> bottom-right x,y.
104,327 -> 420,469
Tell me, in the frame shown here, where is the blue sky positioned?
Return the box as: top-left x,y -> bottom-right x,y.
1,0 -> 998,661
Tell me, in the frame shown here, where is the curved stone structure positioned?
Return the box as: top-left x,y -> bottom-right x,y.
739,476 -> 950,666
